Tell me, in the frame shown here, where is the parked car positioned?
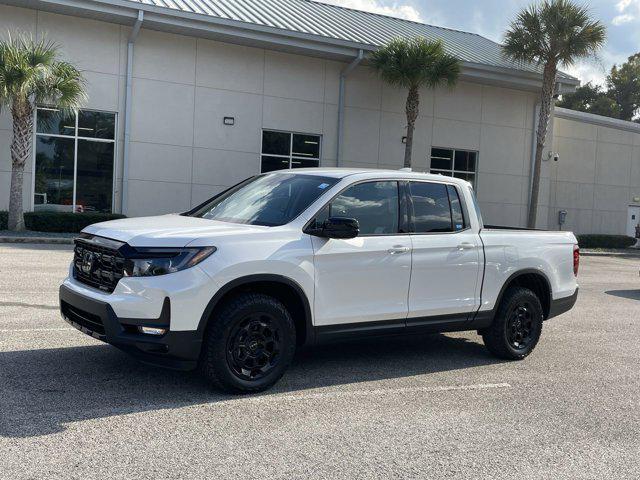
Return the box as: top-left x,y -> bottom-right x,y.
60,169 -> 579,393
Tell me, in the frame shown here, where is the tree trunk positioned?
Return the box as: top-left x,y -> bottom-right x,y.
8,100 -> 34,232
404,86 -> 420,169
528,63 -> 557,229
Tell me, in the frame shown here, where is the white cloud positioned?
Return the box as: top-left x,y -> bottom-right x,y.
613,0 -> 640,24
613,13 -> 635,25
318,0 -> 423,22
565,63 -> 607,87
617,0 -> 633,12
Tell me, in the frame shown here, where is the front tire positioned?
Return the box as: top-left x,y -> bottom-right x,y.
200,293 -> 296,394
482,287 -> 543,360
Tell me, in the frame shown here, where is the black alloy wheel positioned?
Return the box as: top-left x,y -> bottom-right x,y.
227,313 -> 281,380
200,292 -> 296,394
506,302 -> 534,351
482,286 -> 543,360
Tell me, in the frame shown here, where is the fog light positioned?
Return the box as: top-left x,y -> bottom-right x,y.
138,326 -> 167,336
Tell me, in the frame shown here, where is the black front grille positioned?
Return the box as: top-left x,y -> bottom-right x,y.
61,300 -> 106,335
73,239 -> 126,293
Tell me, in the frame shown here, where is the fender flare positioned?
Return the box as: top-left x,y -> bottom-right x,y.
195,274 -> 315,345
474,268 -> 553,324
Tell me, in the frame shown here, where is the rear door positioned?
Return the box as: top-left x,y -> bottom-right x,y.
310,180 -> 412,327
406,181 -> 482,323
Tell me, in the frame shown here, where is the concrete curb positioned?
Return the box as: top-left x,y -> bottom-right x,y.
581,250 -> 640,258
0,236 -> 75,245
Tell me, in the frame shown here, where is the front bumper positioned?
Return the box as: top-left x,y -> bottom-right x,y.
60,285 -> 202,370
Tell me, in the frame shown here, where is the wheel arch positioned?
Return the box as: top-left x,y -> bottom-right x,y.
494,269 -> 552,320
197,274 -> 314,347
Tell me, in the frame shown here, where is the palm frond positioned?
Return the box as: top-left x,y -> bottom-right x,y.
502,0 -> 605,68
0,33 -> 86,111
370,37 -> 461,90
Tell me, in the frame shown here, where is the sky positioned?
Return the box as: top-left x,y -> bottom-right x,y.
319,0 -> 640,87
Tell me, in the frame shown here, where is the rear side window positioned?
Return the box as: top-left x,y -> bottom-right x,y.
317,181 -> 399,235
409,182 -> 452,233
447,185 -> 466,231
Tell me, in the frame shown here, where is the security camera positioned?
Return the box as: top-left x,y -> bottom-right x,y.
547,151 -> 559,162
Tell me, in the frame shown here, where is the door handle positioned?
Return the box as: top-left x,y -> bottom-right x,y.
457,242 -> 474,251
388,246 -> 411,255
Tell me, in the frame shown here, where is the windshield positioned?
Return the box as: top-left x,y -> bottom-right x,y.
189,173 -> 339,226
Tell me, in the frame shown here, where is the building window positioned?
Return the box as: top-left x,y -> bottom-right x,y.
261,130 -> 321,173
429,147 -> 477,186
34,107 -> 116,213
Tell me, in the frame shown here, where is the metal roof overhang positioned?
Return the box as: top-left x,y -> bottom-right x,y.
5,0 -> 579,93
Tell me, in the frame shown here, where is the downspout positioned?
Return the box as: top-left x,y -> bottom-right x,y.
121,10 -> 144,215
336,49 -> 364,166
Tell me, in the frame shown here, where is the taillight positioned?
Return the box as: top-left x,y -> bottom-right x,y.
573,245 -> 580,276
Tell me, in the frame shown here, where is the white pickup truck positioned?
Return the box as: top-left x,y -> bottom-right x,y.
60,169 -> 579,393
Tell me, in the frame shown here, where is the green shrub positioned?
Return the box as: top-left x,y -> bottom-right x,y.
0,211 -> 125,233
576,234 -> 637,249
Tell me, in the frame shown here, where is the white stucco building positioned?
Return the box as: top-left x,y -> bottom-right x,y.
1,0 -> 640,235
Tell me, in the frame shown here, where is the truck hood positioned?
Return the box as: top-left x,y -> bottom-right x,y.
83,214 -> 270,247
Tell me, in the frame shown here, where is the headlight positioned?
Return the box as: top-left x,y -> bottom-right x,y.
123,246 -> 216,277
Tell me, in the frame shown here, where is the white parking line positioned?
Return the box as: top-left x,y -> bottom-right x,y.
218,382 -> 512,406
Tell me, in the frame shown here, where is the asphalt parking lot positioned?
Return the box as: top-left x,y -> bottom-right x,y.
1,244 -> 639,479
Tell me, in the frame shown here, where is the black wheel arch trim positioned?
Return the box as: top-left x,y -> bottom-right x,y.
196,274 -> 315,346
473,268 -> 555,324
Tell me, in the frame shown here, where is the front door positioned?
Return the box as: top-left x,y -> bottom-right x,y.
406,181 -> 482,321
626,206 -> 640,239
310,181 -> 412,326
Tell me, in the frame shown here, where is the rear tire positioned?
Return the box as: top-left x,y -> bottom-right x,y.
482,287 -> 543,360
200,293 -> 296,394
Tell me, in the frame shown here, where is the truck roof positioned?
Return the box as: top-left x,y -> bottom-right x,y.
273,168 -> 472,186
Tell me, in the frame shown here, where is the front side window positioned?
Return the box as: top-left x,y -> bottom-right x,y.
430,147 -> 477,186
261,130 -> 321,172
189,173 -> 338,226
316,181 -> 400,236
34,107 -> 116,213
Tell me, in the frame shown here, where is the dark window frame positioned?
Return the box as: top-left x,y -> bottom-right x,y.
261,129 -> 322,173
429,146 -> 478,187
33,107 -> 117,213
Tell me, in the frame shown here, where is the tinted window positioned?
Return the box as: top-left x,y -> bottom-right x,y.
190,174 -> 338,226
35,108 -> 116,213
78,110 -> 115,139
324,181 -> 399,235
262,131 -> 290,156
36,107 -> 75,136
261,131 -> 321,172
447,185 -> 465,231
76,140 -> 115,212
410,182 -> 452,233
430,147 -> 478,187
292,134 -> 320,158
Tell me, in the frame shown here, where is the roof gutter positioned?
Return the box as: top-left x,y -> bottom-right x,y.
4,0 -> 577,92
121,9 -> 144,215
336,49 -> 364,166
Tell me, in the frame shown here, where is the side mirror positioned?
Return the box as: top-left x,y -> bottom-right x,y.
318,217 -> 360,239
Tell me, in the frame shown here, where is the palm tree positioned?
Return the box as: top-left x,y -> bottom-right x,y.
503,0 -> 605,228
0,35 -> 86,231
371,38 -> 460,169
